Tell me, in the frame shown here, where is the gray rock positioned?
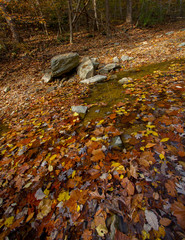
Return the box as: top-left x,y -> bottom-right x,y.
91,58 -> 99,69
113,57 -> 119,63
71,105 -> 88,114
118,77 -> 132,84
110,136 -> 123,149
178,42 -> 185,47
4,86 -> 11,93
121,55 -> 133,62
77,57 -> 94,79
165,31 -> 174,35
42,69 -> 52,83
114,42 -> 120,46
80,75 -> 107,84
99,63 -> 120,74
51,52 -> 79,77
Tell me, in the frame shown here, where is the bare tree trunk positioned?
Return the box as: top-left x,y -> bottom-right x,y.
126,0 -> 132,24
179,0 -> 183,17
68,0 -> 73,44
35,0 -> 48,36
105,0 -> 110,36
0,3 -> 22,43
119,0 -> 123,19
51,0 -> 63,35
92,0 -> 99,31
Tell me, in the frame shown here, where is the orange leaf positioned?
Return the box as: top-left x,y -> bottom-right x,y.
145,143 -> 156,148
91,149 -> 105,162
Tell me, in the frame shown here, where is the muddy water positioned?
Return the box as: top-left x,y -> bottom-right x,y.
83,58 -> 185,125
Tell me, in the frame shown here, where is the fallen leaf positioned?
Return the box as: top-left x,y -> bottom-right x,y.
145,210 -> 159,231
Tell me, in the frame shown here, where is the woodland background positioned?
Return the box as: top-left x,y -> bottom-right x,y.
0,0 -> 185,54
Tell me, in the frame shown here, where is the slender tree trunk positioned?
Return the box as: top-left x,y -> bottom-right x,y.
68,0 -> 73,44
126,0 -> 132,24
0,3 -> 22,43
51,0 -> 63,35
92,0 -> 99,31
119,0 -> 123,19
179,0 -> 183,17
105,0 -> 110,36
35,0 -> 48,36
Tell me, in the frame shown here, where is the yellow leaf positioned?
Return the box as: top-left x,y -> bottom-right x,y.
4,216 -> 14,227
142,230 -> 150,240
97,119 -> 104,125
48,165 -> 53,172
77,205 -> 81,212
50,154 -> 57,161
23,182 -> 32,188
44,189 -> 50,196
140,146 -> 145,151
159,154 -> 165,160
57,191 -> 70,202
96,224 -> 108,237
1,150 -> 6,154
160,138 -> 169,142
146,125 -> 155,129
91,137 -> 102,142
73,112 -> 79,116
71,170 -> 76,178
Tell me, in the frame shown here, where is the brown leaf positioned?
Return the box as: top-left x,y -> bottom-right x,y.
171,201 -> 185,229
165,179 -> 177,197
160,217 -> 171,226
115,230 -> 130,240
82,229 -> 92,240
91,149 -> 105,162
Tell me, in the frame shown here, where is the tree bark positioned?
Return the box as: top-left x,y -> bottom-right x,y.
0,3 -> 22,43
126,0 -> 132,24
105,0 -> 110,36
92,0 -> 99,31
68,0 -> 73,44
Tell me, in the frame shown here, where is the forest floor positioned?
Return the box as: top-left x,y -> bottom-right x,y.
0,20 -> 185,239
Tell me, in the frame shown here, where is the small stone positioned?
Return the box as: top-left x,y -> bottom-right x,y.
42,69 -> 53,83
4,86 -> 11,93
71,105 -> 88,114
99,63 -> 120,74
110,136 -> 123,149
178,42 -> 185,47
80,75 -> 107,84
121,55 -> 133,62
114,42 -> 120,46
118,77 -> 132,84
113,57 -> 119,63
165,31 -> 174,35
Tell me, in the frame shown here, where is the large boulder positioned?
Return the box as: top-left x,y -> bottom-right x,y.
77,57 -> 95,79
51,52 -> 79,77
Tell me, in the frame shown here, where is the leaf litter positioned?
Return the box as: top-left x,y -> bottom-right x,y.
0,54 -> 185,239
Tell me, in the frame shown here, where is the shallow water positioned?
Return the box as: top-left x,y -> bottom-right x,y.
83,58 -> 185,125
